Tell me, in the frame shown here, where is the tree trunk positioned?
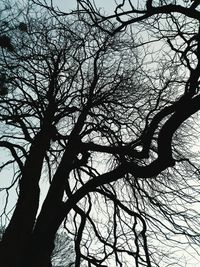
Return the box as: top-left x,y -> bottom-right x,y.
0,226 -> 56,267
21,236 -> 54,267
0,129 -> 51,267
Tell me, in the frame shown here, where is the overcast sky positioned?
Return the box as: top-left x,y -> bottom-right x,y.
53,0 -> 117,14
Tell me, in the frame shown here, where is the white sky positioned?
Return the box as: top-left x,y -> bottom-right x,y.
54,0 -> 116,13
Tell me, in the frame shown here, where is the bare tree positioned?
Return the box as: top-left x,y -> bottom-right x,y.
0,2 -> 146,266
1,0 -> 200,266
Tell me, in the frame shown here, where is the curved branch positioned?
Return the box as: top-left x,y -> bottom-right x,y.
0,141 -> 24,171
65,93 -> 200,217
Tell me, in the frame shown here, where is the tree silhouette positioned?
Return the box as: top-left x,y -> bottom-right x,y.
1,0 -> 200,266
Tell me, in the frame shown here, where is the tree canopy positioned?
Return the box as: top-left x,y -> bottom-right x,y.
1,0 -> 200,266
